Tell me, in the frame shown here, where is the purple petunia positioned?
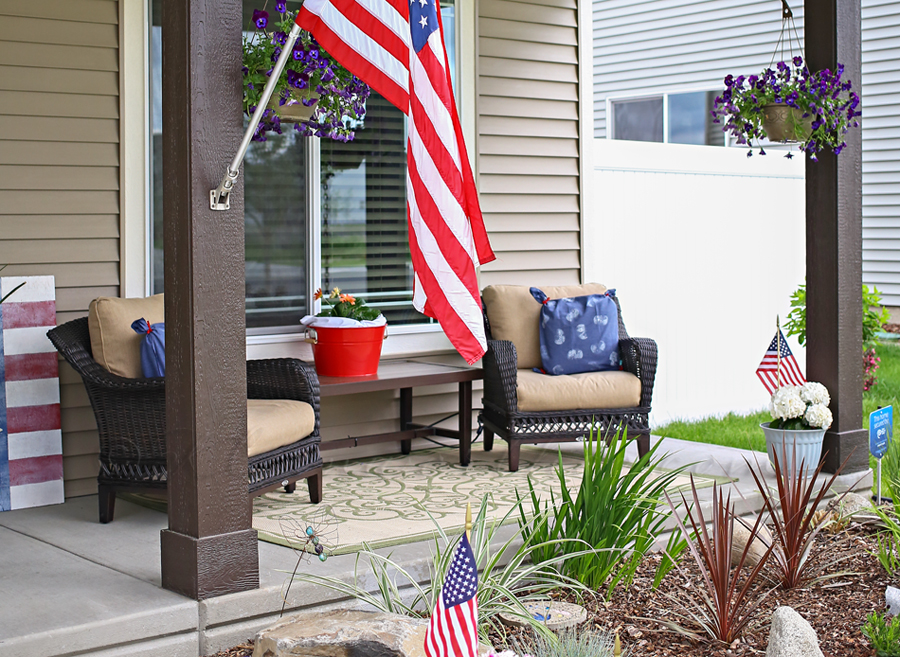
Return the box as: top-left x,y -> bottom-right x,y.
252,9 -> 268,29
276,0 -> 286,11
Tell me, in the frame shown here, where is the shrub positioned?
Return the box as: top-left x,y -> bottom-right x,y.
862,611 -> 900,656
518,427 -> 690,598
516,627 -> 628,657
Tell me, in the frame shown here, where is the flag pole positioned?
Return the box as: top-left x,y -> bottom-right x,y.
776,315 -> 782,389
465,502 -> 472,540
210,19 -> 304,211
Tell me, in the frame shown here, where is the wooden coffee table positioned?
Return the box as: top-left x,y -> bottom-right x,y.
316,359 -> 483,466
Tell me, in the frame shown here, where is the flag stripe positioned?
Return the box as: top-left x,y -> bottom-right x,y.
8,454 -> 64,487
1,277 -> 54,303
9,479 -> 65,511
2,326 -> 56,356
4,352 -> 59,382
0,301 -> 56,330
328,0 -> 410,64
7,403 -> 61,434
7,430 -> 64,460
6,378 -> 60,408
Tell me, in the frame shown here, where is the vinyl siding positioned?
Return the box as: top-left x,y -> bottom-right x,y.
0,0 -> 120,498
478,0 -> 582,287
594,0 -> 900,305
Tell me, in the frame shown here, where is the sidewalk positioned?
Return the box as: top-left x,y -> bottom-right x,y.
0,437 -> 871,657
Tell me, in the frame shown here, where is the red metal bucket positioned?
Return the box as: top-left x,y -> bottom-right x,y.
307,325 -> 386,377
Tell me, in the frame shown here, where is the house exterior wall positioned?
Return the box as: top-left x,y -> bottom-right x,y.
0,0 -> 121,497
592,0 -> 900,305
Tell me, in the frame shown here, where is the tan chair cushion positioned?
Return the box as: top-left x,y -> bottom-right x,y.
247,399 -> 316,458
88,294 -> 165,378
516,369 -> 641,412
482,284 -> 609,370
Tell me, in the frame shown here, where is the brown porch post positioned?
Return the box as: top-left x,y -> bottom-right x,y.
804,0 -> 868,473
160,0 -> 259,598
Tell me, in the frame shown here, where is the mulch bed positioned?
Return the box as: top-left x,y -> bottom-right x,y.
208,521 -> 892,657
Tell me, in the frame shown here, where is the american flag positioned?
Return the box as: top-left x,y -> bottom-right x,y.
756,329 -> 806,394
0,276 -> 63,512
297,0 -> 496,365
425,532 -> 479,657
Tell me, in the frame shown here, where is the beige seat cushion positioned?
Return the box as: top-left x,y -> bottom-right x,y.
88,294 -> 165,378
482,284 -> 609,370
247,399 -> 316,458
516,369 -> 641,412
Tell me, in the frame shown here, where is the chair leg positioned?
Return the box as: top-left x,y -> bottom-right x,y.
508,441 -> 521,472
483,427 -> 494,452
284,480 -> 297,494
99,485 -> 116,524
637,432 -> 651,459
307,470 -> 323,504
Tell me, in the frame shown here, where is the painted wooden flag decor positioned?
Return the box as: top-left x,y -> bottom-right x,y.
0,276 -> 63,512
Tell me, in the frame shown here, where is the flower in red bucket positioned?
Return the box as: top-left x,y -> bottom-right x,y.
317,287 -> 380,322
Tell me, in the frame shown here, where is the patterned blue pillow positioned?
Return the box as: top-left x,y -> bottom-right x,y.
530,287 -> 620,376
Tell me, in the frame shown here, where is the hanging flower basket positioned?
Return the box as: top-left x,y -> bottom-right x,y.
761,103 -> 813,143
267,90 -> 319,124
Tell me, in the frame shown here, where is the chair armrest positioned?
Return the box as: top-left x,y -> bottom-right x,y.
482,339 -> 518,415
47,331 -> 166,393
247,359 -> 321,434
619,337 -> 657,409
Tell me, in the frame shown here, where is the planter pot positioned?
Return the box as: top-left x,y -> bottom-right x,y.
268,90 -> 319,123
761,103 -> 813,143
760,422 -> 826,477
306,325 -> 386,377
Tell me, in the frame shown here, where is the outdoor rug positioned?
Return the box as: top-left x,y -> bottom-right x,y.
250,445 -> 722,555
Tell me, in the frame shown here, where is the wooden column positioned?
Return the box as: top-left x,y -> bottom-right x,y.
805,0 -> 868,473
160,0 -> 259,598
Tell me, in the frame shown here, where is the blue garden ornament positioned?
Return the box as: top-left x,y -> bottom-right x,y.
131,318 -> 165,378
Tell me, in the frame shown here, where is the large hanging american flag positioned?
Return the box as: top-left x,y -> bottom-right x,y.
425,532 -> 479,657
297,0 -> 496,364
756,329 -> 806,394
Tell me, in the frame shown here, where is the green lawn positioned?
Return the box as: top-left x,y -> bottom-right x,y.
653,341 -> 900,453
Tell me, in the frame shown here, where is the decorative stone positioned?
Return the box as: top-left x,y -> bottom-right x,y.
732,521 -> 772,568
766,606 -> 824,657
829,492 -> 875,518
499,600 -> 587,632
886,586 -> 900,616
253,609 -> 492,657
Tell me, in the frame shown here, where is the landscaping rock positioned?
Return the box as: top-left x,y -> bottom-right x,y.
766,606 -> 824,657
252,609 -> 493,657
887,585 -> 900,616
732,520 -> 772,568
829,492 -> 874,518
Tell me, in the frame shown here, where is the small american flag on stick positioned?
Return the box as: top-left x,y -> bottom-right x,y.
425,505 -> 478,657
756,327 -> 806,394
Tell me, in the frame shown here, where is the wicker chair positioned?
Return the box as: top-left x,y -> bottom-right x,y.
479,285 -> 658,471
47,317 -> 324,523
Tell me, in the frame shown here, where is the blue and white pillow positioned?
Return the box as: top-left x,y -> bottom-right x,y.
530,287 -> 620,376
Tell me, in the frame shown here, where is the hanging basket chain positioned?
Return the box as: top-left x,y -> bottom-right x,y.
769,0 -> 804,69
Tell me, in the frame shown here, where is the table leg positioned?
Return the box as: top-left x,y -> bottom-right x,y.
400,387 -> 413,454
459,380 -> 472,466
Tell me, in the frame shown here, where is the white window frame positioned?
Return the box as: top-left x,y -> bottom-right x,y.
606,87 -> 727,146
127,0 -> 476,356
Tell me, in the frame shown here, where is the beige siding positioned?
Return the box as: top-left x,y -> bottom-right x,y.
478,0 -> 582,287
0,0 -> 119,498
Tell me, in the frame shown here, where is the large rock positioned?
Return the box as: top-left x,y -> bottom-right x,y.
766,606 -> 824,657
253,609 -> 492,657
732,520 -> 773,568
829,492 -> 874,519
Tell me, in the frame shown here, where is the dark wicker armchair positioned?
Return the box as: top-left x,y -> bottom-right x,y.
47,317 -> 324,523
479,286 -> 658,471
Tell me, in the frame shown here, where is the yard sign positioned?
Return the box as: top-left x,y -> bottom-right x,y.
0,276 -> 63,512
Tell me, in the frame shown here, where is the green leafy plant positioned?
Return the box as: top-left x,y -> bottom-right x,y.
518,427 -> 690,598
863,611 -> 900,656
289,494 -> 590,641
785,282 -> 890,350
745,444 -> 849,589
314,287 -> 382,321
871,504 -> 900,577
516,627 -> 628,657
662,479 -> 774,644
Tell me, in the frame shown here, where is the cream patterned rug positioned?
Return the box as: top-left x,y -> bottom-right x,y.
251,445 -> 721,554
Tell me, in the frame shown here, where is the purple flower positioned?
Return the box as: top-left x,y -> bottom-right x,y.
322,67 -> 335,83
276,0 -> 286,11
253,9 -> 268,29
785,151 -> 794,159
273,31 -> 287,46
793,55 -> 803,67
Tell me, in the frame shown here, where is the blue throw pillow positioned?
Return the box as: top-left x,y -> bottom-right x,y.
131,318 -> 165,378
530,287 -> 620,376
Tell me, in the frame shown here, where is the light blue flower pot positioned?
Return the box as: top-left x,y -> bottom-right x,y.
760,422 -> 826,478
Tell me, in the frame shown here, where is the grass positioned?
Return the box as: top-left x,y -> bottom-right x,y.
653,341 -> 900,453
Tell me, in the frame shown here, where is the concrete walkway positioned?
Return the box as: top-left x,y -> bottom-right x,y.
0,437 -> 871,657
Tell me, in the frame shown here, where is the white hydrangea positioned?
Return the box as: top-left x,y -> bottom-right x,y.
770,386 -> 806,420
804,403 -> 833,430
800,381 -> 831,407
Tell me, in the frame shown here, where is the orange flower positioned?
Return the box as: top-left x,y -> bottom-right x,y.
339,293 -> 356,304
313,288 -> 323,300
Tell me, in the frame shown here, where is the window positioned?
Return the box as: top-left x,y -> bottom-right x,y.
149,0 -> 457,332
610,91 -> 724,146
